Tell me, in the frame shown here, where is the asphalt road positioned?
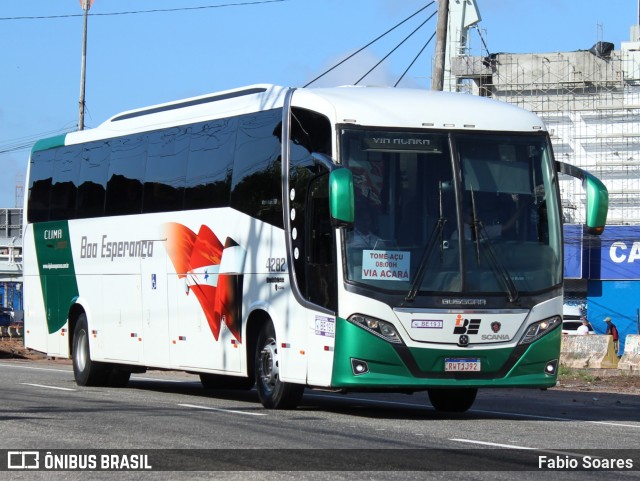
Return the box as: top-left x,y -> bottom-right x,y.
1,358 -> 639,480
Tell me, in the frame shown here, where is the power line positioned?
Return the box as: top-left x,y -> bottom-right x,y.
0,123 -> 77,156
394,32 -> 436,87
355,10 -> 437,85
0,0 -> 287,21
304,1 -> 436,88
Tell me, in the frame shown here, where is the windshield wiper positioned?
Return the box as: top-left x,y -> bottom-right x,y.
405,183 -> 447,302
468,189 -> 519,303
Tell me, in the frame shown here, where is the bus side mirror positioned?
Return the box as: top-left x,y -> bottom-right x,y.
329,168 -> 354,226
556,161 -> 608,235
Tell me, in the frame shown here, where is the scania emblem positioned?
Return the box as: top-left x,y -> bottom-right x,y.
491,321 -> 501,333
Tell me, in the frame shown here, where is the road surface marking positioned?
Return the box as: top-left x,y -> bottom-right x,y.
178,403 -> 266,416
20,382 -> 76,391
451,438 -> 603,459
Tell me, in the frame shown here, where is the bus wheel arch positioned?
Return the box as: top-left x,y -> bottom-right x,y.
245,308 -> 269,380
67,303 -> 86,356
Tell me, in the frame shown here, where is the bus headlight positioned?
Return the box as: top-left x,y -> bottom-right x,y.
348,314 -> 404,345
518,316 -> 561,345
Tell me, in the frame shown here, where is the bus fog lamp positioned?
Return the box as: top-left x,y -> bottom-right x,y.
545,360 -> 558,375
351,358 -> 369,375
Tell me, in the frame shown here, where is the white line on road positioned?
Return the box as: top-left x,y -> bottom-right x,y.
451,439 -> 536,450
178,403 -> 266,416
471,408 -> 569,421
450,438 -> 606,459
5,363 -> 640,429
472,408 -> 640,428
308,394 -> 640,430
20,382 -> 76,391
0,362 -> 71,374
589,421 -> 640,429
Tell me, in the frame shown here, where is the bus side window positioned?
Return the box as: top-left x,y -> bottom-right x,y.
77,141 -> 110,219
28,148 -> 55,223
143,127 -> 189,213
288,108 -> 335,310
230,109 -> 283,228
50,145 -> 82,221
185,118 -> 236,210
305,173 -> 336,310
308,175 -> 333,265
105,134 -> 148,216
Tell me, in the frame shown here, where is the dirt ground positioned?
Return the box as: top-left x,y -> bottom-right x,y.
554,366 -> 640,395
2,338 -> 640,395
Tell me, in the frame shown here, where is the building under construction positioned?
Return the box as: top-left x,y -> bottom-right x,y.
451,23 -> 640,344
0,208 -> 22,325
452,26 -> 640,227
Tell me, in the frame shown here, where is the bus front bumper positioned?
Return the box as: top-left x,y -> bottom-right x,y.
331,316 -> 560,390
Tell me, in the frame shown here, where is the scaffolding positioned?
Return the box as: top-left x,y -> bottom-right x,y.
452,28 -> 640,226
0,208 -> 22,283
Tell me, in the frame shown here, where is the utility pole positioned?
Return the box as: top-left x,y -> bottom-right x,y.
431,0 -> 449,91
78,0 -> 93,130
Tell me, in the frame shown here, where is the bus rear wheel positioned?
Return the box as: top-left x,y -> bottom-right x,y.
255,322 -> 304,409
72,313 -> 109,386
427,388 -> 478,412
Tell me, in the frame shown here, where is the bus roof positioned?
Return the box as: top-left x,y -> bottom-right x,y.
42,84 -> 546,150
292,86 -> 546,133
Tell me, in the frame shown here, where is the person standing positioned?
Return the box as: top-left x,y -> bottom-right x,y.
576,318 -> 590,335
604,317 -> 620,355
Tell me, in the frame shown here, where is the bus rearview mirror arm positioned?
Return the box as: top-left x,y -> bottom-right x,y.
556,160 -> 608,235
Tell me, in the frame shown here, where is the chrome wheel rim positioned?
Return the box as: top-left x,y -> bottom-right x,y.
76,329 -> 88,372
259,337 -> 278,394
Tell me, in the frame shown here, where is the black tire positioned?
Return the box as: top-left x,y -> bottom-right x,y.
254,322 -> 304,409
107,366 -> 131,388
72,313 -> 109,386
427,388 -> 478,412
200,373 -> 255,390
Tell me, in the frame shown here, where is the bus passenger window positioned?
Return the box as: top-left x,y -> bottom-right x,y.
77,141 -> 110,219
105,134 -> 147,216
28,148 -> 55,223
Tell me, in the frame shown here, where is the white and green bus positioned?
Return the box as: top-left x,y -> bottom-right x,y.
23,84 -> 607,411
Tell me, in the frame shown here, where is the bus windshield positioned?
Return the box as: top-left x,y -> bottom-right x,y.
341,128 -> 562,298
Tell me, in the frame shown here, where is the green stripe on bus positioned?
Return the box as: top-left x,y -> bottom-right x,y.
33,221 -> 79,334
32,134 -> 66,153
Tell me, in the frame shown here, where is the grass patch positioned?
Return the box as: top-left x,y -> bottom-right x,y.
559,366 -> 599,383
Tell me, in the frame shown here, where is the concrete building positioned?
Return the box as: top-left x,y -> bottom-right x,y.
0,208 -> 23,323
451,25 -> 640,351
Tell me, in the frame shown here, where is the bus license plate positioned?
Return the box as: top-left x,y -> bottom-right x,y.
444,358 -> 481,372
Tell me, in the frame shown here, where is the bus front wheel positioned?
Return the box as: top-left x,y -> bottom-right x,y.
255,322 -> 304,409
427,388 -> 478,412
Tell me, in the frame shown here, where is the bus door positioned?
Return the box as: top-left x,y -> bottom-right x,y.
42,275 -> 72,357
140,247 -> 170,367
295,172 -> 338,386
100,272 -> 142,363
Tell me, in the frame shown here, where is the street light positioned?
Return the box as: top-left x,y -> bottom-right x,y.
78,0 -> 94,130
